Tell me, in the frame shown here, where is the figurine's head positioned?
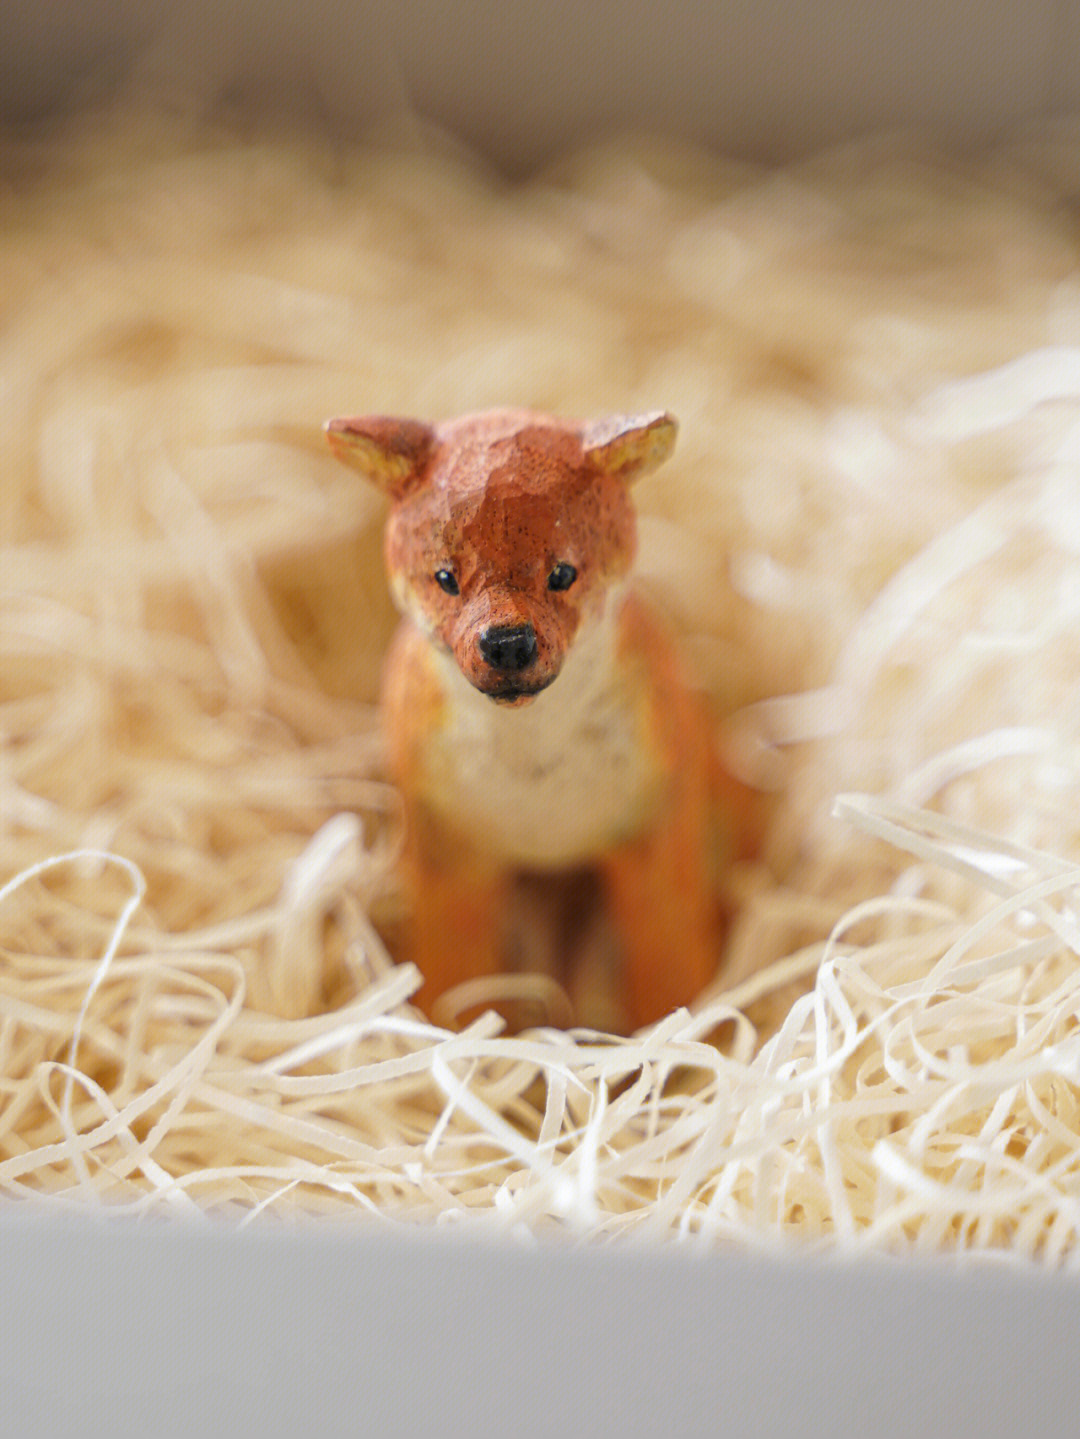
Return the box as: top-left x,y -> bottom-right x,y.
325,408 -> 676,705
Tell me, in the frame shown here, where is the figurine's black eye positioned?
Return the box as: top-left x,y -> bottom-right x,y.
547,562 -> 577,592
434,569 -> 460,596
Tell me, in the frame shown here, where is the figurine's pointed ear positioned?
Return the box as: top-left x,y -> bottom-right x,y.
324,416 -> 435,497
581,411 -> 677,484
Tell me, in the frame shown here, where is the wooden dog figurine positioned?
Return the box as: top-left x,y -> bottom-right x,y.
326,408 -> 756,1030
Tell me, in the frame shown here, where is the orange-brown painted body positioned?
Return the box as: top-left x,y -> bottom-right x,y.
326,408 -> 757,1030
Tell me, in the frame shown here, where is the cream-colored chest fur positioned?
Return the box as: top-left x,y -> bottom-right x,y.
421,609 -> 665,868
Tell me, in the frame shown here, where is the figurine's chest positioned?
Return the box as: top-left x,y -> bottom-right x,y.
420,632 -> 665,869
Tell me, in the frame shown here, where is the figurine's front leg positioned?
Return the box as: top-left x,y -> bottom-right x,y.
403,803 -> 507,1021
600,772 -> 718,1032
596,596 -> 724,1029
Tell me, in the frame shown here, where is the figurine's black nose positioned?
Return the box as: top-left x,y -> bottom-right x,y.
478,624 -> 538,672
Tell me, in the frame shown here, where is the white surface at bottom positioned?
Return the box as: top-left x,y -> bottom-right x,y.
2,1212 -> 1079,1439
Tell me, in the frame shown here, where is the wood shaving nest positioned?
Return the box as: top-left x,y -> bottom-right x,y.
4,104 -> 1080,1261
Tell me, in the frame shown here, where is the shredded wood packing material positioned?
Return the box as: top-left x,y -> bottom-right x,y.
4,105 -> 1080,1259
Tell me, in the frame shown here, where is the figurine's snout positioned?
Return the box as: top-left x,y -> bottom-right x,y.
478,624 -> 538,673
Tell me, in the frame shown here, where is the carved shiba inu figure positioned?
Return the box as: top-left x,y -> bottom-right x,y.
326,408 -> 755,1029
